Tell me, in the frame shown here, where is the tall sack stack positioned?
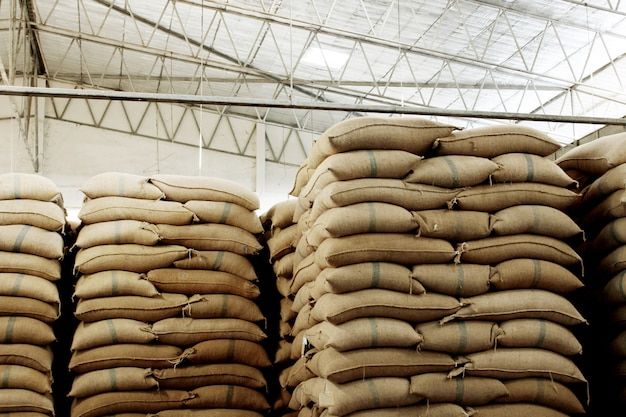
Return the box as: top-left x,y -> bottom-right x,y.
284,117 -> 473,417
261,200 -> 300,416
70,172 -> 270,417
0,173 -> 66,417
430,126 -> 588,417
556,132 -> 626,412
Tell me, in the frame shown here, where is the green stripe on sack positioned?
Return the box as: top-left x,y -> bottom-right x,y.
457,321 -> 468,354
108,368 -> 118,391
530,259 -> 542,288
368,318 -> 379,347
10,274 -> 25,296
3,317 -> 16,343
111,271 -> 119,296
367,202 -> 377,232
442,156 -> 461,188
225,385 -> 234,407
367,151 -> 378,177
218,203 -> 233,224
11,225 -> 31,253
0,366 -> 11,388
226,339 -> 236,361
212,251 -> 225,270
106,319 -> 119,344
535,378 -> 546,403
366,379 -> 381,408
113,221 -> 122,244
371,262 -> 381,288
620,272 -> 626,301
455,267 -> 465,299
13,174 -> 21,199
220,294 -> 229,318
524,154 -> 535,182
455,377 -> 465,403
536,320 -> 547,348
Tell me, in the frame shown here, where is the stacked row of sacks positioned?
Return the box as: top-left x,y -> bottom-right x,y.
261,200 -> 300,416
557,133 -> 626,409
0,173 -> 66,416
69,173 -> 271,417
280,117 -> 588,417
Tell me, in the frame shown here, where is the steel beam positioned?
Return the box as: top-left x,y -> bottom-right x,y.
2,84 -> 626,125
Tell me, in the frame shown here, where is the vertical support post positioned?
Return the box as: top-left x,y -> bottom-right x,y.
34,79 -> 45,173
255,122 -> 266,197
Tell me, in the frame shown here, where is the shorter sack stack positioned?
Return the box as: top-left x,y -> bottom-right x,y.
0,173 -> 67,416
261,200 -> 299,416
70,172 -> 270,417
557,132 -> 626,412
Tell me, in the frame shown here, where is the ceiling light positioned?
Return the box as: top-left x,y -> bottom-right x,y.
302,46 -> 348,70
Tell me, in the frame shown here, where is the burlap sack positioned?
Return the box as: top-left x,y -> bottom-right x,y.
0,344 -> 52,373
491,205 -> 582,239
275,340 -> 292,364
603,271 -> 626,304
274,388 -> 292,410
610,331 -> 626,357
612,305 -> 626,328
274,252 -> 295,278
303,318 -> 422,352
556,132 -> 626,175
416,321 -> 498,354
187,339 -> 270,367
292,282 -> 316,313
491,259 -> 583,293
0,173 -> 61,202
183,201 -> 262,234
451,183 -> 579,212
280,321 -> 293,339
289,377 -> 419,417
445,289 -> 586,326
291,254 -> 321,295
186,385 -> 270,410
592,217 -> 626,253
146,269 -> 259,298
71,319 -> 154,351
307,347 -> 455,383
0,200 -> 65,231
69,367 -> 158,398
434,126 -> 561,157
499,378 -> 585,414
300,150 -> 422,201
316,234 -> 455,268
151,410 -> 263,417
0,296 -> 58,323
410,373 -> 508,405
75,244 -> 189,274
308,116 -> 456,168
80,172 -> 164,199
0,389 -> 54,414
0,365 -> 51,393
151,318 -> 266,345
307,203 -> 416,247
0,317 -> 55,345
74,271 -> 159,299
311,289 -> 462,325
268,224 -> 299,260
157,224 -> 262,255
277,277 -> 291,298
173,250 -> 257,280
280,356 -> 315,388
75,293 -> 190,322
0,251 -> 61,281
71,390 -> 191,417
599,245 -> 626,275
583,163 -> 626,203
413,210 -> 492,241
149,175 -> 259,210
412,264 -> 491,297
332,404 -> 468,417
79,196 -> 194,225
497,319 -> 582,356
280,298 -> 296,322
290,158 -> 311,197
491,153 -> 576,187
459,348 -> 586,384
309,179 -> 459,222
292,304 -> 316,335
0,225 -> 63,259
471,404 -> 569,417
406,155 -> 499,187
153,364 -> 266,390
182,294 -> 264,321
311,262 -> 423,299
0,273 -> 59,303
457,235 -> 581,267
76,220 -> 160,248
262,200 -> 297,230
69,344 -> 183,373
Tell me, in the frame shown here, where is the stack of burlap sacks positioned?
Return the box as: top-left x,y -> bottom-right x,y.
0,173 -> 66,416
261,200 -> 299,416
69,173 -> 271,417
278,117 -> 588,417
557,133 -> 626,409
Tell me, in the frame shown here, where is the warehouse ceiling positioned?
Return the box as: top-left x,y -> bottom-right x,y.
2,0 -> 626,149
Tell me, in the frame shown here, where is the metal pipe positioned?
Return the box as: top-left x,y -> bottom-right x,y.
1,84 -> 625,125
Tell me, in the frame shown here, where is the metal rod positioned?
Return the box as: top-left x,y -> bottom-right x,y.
1,84 -> 625,125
